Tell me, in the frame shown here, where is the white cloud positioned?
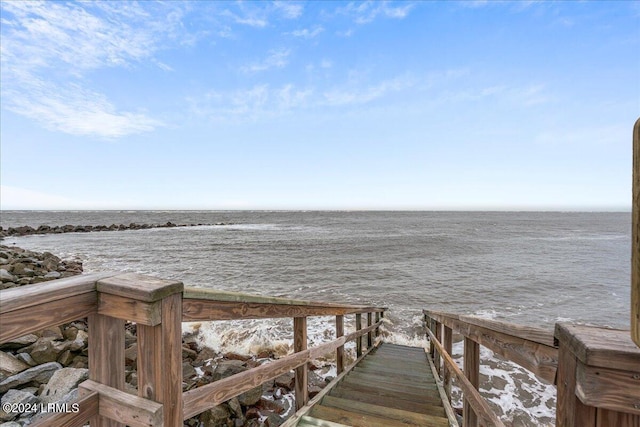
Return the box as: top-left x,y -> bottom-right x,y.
241,49 -> 291,73
290,26 -> 324,38
3,76 -> 160,138
338,1 -> 415,24
0,1 -> 185,137
323,74 -> 416,106
220,8 -> 268,28
273,1 -> 303,19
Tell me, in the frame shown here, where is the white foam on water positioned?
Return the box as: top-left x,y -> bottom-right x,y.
448,342 -> 556,426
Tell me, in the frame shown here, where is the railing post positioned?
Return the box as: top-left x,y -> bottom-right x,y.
88,313 -> 125,427
294,316 -> 308,410
336,315 -> 344,374
633,117 -> 640,348
367,312 -> 373,348
429,318 -> 436,359
443,325 -> 453,402
94,273 -> 184,427
464,337 -> 480,427
375,311 -> 380,337
435,321 -> 442,375
356,313 -> 362,357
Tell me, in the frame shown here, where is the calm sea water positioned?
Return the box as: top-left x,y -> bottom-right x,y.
0,210 -> 631,425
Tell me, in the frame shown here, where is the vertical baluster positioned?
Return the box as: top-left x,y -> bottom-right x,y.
336,315 -> 344,374
294,316 -> 308,410
463,337 -> 480,427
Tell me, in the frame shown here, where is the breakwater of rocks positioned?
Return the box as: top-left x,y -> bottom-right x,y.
0,245 -> 330,427
0,221 -> 233,239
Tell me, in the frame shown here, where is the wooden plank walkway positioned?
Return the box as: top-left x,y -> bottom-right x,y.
292,343 -> 453,427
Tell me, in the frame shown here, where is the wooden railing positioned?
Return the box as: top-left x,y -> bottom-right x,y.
0,273 -> 386,426
423,310 -> 559,427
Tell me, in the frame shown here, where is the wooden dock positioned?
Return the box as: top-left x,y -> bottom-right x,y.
286,343 -> 455,427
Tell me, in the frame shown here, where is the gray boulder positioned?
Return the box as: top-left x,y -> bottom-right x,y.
0,351 -> 30,378
0,362 -> 62,393
39,368 -> 88,404
0,389 -> 38,422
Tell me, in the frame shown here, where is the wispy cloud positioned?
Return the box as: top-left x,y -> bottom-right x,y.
188,73 -> 416,122
3,76 -> 160,138
220,7 -> 268,28
274,1 -> 303,19
0,1 -> 186,137
188,83 -> 313,122
323,74 -> 416,105
338,1 -> 415,24
289,26 -> 324,38
241,49 -> 291,73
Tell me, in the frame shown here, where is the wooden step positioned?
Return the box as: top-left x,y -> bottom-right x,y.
330,387 -> 447,417
297,415 -> 350,427
354,364 -> 434,378
341,374 -> 439,393
310,404 -> 424,427
321,395 -> 450,427
334,381 -> 443,405
359,360 -> 431,373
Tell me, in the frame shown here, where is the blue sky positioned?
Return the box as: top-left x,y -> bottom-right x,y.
1,1 -> 638,210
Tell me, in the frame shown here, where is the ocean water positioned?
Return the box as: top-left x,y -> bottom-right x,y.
0,210 -> 631,425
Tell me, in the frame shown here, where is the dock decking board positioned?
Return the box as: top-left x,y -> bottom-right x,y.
289,343 -> 453,427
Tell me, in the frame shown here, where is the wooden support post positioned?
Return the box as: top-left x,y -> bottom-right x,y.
294,316 -> 308,410
435,320 -> 442,375
463,337 -> 480,427
429,318 -> 436,359
96,273 -> 184,427
356,313 -> 362,358
443,325 -> 453,402
367,312 -> 373,348
633,117 -> 640,348
375,312 -> 380,337
336,315 -> 344,374
88,313 -> 125,427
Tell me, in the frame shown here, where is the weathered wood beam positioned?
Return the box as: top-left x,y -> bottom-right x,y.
96,273 -> 183,302
79,380 -> 163,427
633,116 -> 640,348
355,314 -> 362,358
443,325 -> 453,402
182,299 -> 383,321
294,317 -> 308,411
367,313 -> 373,348
1,292 -> 97,343
98,293 -> 161,326
336,315 -> 344,374
88,313 -> 125,427
575,363 -> 640,415
0,273 -> 111,314
464,337 -> 480,427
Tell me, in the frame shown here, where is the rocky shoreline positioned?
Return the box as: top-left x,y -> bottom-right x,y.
0,245 -> 331,427
0,222 -> 233,239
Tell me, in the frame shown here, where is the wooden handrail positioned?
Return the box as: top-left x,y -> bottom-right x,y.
424,310 -> 558,383
426,327 -> 505,427
183,286 -> 386,321
0,274 -> 386,426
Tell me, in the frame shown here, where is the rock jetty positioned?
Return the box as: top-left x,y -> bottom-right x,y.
0,221 -> 233,239
0,245 -> 330,427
